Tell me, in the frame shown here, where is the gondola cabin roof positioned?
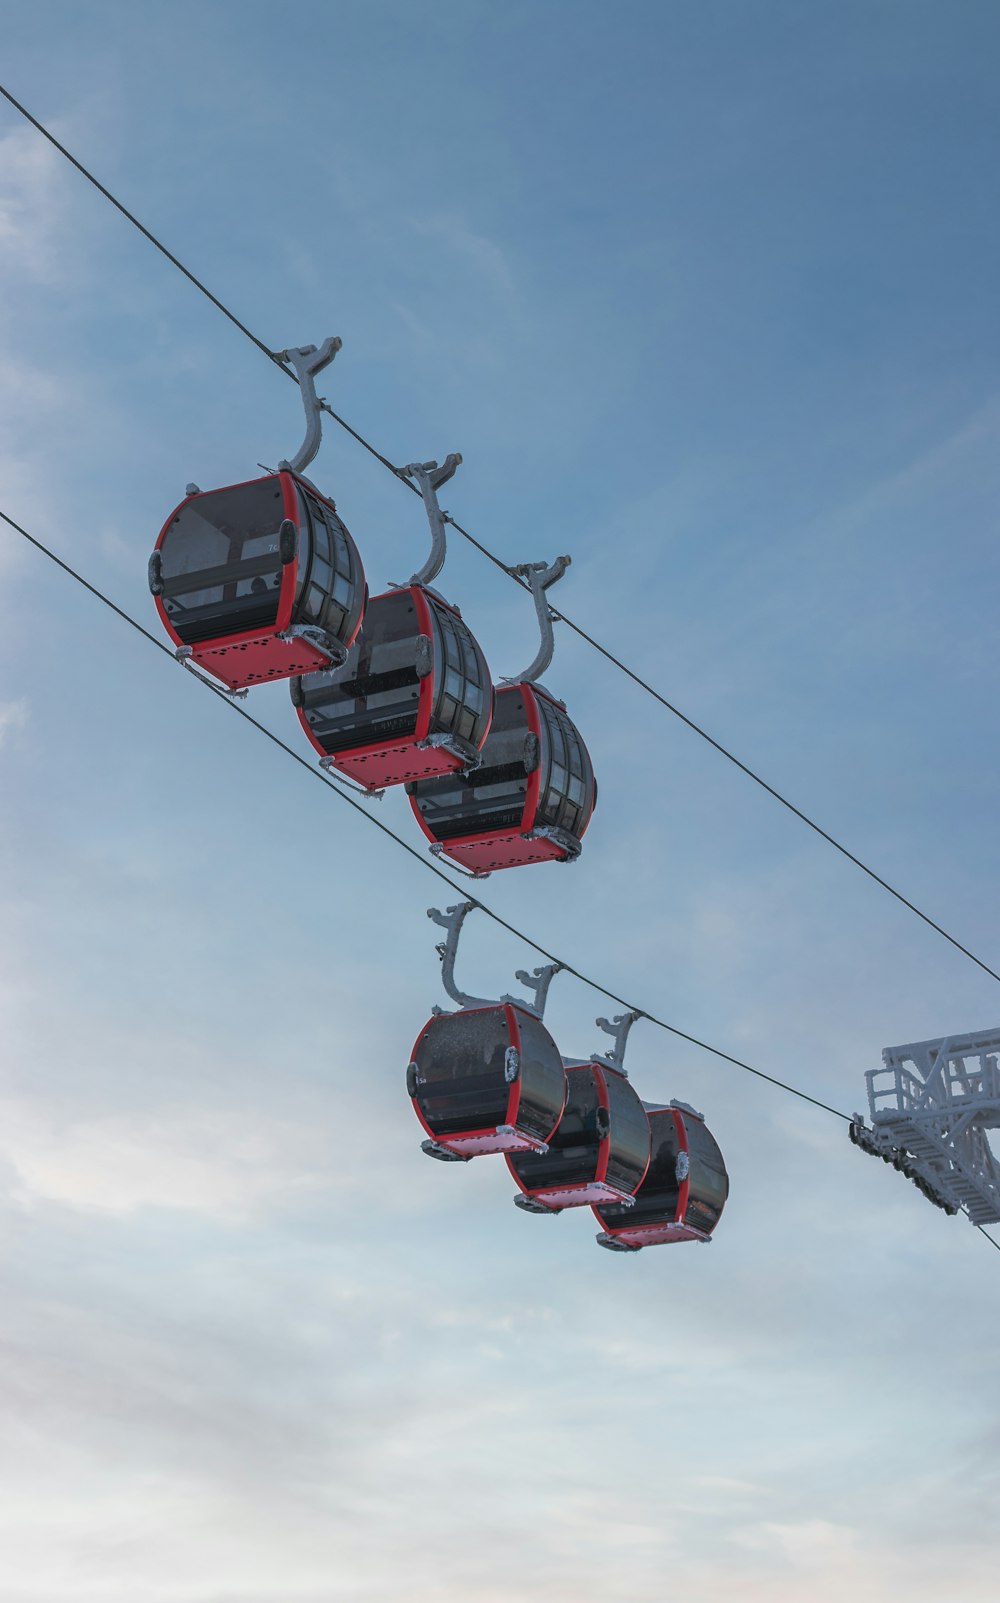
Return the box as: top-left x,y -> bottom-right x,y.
408,1002 -> 566,1160
292,586 -> 493,790
507,1060 -> 650,1211
407,682 -> 596,874
594,1102 -> 729,1251
149,470 -> 365,691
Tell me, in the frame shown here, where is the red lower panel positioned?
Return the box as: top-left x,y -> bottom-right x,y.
439,1125 -> 548,1157
439,831 -> 567,874
600,1220 -> 710,1247
332,740 -> 465,790
530,1180 -> 634,1210
193,631 -> 332,690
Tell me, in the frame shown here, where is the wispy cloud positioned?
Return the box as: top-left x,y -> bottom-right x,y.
0,123 -> 73,286
0,699 -> 28,745
0,1098 -> 334,1221
413,212 -> 521,310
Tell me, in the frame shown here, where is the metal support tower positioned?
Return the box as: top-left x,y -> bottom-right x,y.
852,1027 -> 1000,1223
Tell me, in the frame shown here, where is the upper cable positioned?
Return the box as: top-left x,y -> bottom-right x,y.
2,81 -> 999,987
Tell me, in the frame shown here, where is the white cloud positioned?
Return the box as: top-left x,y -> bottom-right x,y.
0,353 -> 73,563
414,212 -> 520,309
0,123 -> 73,286
0,1098 -> 334,1221
0,698 -> 28,744
733,1516 -> 859,1564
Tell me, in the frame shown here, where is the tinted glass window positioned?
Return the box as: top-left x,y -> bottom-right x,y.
412,1009 -> 511,1136
160,479 -> 286,644
599,1110 -> 679,1228
510,1009 -> 566,1142
296,490 -> 361,642
298,591 -> 422,754
684,1117 -> 729,1231
508,1064 -> 600,1191
429,603 -> 491,749
411,685 -> 531,843
603,1069 -> 651,1193
534,697 -> 594,839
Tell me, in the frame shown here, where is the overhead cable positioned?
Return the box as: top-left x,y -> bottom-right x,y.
2,84 -> 998,989
8,509 -> 1000,1259
2,503 -> 849,1121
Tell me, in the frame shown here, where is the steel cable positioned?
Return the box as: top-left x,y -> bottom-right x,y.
9,506 -> 1000,1256
9,507 -> 1000,1257
3,82 -> 999,988
3,503 -> 849,1122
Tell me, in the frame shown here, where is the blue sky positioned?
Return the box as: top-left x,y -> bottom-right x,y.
3,3 -> 1000,1599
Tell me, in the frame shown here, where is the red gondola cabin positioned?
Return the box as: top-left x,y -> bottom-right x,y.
407,683 -> 596,874
507,1059 -> 650,1211
148,471 -> 365,690
408,1003 -> 566,1160
291,586 -> 493,790
593,1101 -> 729,1250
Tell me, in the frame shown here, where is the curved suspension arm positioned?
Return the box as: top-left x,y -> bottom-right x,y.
427,905 -> 563,1019
593,1008 -> 643,1074
502,962 -> 563,1020
502,555 -> 571,685
427,901 -> 492,1011
403,455 -> 462,587
277,337 -> 341,474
